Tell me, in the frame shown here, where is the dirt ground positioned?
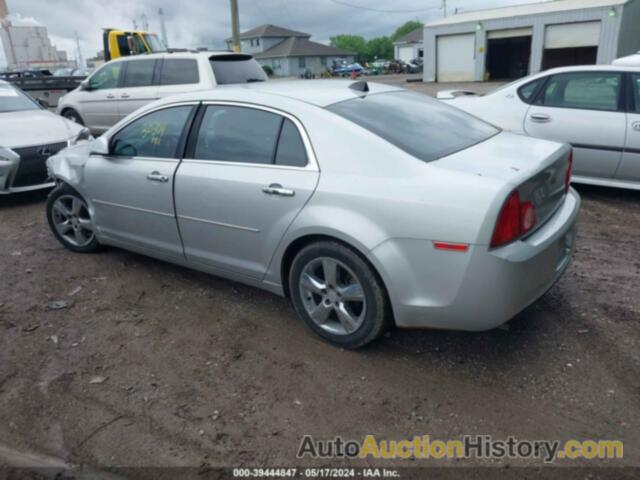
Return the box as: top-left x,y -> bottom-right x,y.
1,78 -> 639,478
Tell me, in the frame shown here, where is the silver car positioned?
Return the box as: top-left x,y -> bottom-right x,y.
439,65 -> 640,191
46,80 -> 580,348
0,80 -> 88,195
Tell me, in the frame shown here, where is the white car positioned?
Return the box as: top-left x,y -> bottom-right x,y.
438,65 -> 640,190
613,52 -> 640,67
56,51 -> 266,134
0,80 -> 89,194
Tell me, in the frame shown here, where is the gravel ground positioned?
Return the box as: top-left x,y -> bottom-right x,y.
0,78 -> 639,477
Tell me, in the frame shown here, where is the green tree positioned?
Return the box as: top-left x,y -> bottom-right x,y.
391,20 -> 424,42
365,36 -> 393,61
330,34 -> 367,62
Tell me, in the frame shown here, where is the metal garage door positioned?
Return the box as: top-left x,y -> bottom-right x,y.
437,33 -> 475,82
398,45 -> 414,63
544,21 -> 601,48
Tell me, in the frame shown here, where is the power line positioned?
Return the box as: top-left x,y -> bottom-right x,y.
326,0 -> 441,13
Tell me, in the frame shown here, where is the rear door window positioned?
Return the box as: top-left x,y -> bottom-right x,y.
160,59 -> 200,85
209,54 -> 267,85
123,59 -> 156,87
275,119 -> 308,167
194,105 -> 281,164
537,72 -> 622,111
327,91 -> 498,163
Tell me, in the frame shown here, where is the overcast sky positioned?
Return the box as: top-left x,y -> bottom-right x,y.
0,0 -> 536,67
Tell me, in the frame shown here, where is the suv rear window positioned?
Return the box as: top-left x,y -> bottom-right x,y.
327,91 -> 499,163
209,54 -> 267,85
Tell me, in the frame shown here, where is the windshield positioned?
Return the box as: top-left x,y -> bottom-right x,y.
209,54 -> 267,84
0,83 -> 40,113
143,33 -> 166,52
327,91 -> 499,163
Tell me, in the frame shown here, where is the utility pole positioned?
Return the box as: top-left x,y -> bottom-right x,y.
230,0 -> 240,52
74,30 -> 84,68
159,8 -> 169,48
141,13 -> 149,32
441,0 -> 447,17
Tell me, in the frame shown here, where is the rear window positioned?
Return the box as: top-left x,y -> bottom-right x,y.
160,59 -> 199,86
327,91 -> 499,163
209,54 -> 267,85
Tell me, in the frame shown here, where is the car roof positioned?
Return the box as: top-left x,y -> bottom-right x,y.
535,64 -> 640,75
162,79 -> 404,108
111,50 -> 244,63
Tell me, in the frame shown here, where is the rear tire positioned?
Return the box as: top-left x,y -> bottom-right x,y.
46,183 -> 101,253
62,108 -> 84,126
289,241 -> 389,349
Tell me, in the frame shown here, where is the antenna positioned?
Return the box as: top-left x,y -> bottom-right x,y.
349,80 -> 369,93
141,13 -> 149,32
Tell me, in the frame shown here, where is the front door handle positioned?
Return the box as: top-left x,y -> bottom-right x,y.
262,183 -> 295,197
147,171 -> 169,183
530,113 -> 551,123
121,93 -> 130,99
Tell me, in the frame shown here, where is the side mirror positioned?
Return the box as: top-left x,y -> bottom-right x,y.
80,79 -> 91,91
36,98 -> 50,109
90,136 -> 109,156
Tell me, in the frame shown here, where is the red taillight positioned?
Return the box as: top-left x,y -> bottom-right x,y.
565,150 -> 573,193
490,190 -> 538,248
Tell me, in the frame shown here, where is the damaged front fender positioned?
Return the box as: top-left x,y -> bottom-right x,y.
46,142 -> 92,194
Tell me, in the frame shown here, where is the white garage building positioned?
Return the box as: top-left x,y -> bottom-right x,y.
393,27 -> 424,63
423,0 -> 640,82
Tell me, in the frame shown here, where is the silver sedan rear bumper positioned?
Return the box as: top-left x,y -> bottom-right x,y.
369,188 -> 581,330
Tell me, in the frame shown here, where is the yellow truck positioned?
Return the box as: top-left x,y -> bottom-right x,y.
102,29 -> 166,61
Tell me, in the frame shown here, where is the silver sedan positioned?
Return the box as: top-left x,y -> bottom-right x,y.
46,80 -> 580,348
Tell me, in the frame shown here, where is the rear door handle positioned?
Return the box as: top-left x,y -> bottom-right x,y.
632,121 -> 640,132
106,94 -> 115,99
147,171 -> 169,183
262,183 -> 295,197
530,113 -> 551,123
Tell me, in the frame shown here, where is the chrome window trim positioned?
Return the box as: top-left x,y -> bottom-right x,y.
191,100 -> 319,172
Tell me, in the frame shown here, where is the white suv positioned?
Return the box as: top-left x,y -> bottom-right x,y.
57,51 -> 267,134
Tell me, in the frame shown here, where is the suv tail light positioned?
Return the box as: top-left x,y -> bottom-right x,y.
565,150 -> 573,193
490,190 -> 538,248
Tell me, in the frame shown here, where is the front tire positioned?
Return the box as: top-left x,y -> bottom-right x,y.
46,184 -> 101,253
289,241 -> 390,349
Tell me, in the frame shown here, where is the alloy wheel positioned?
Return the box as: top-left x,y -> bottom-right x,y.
51,194 -> 94,247
298,257 -> 366,336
